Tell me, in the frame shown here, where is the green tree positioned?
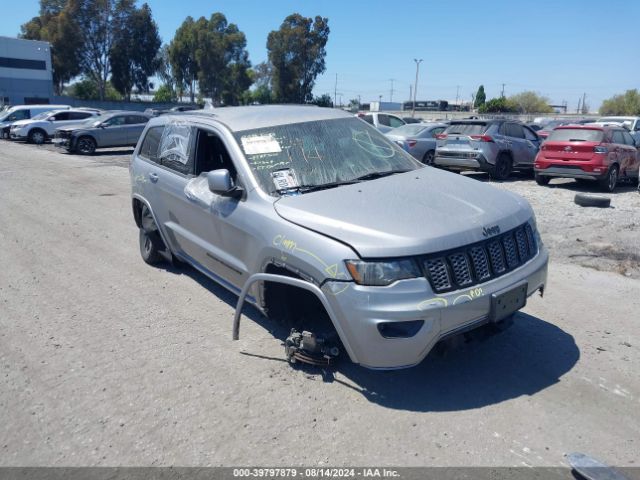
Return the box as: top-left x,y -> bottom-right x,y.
156,45 -> 177,94
168,16 -> 200,103
194,13 -> 252,106
474,85 -> 486,108
478,97 -> 518,113
599,89 -> 640,115
20,0 -> 82,95
110,3 -> 161,100
66,78 -> 122,100
312,94 -> 333,108
153,84 -> 176,102
267,14 -> 330,103
509,91 -> 553,114
65,0 -> 138,101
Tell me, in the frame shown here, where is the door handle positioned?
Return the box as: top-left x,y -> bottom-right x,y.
149,173 -> 159,183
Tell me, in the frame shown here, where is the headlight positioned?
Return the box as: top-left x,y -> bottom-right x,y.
345,259 -> 421,286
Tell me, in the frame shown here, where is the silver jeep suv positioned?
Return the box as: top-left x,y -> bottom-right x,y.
434,120 -> 542,179
130,106 -> 548,369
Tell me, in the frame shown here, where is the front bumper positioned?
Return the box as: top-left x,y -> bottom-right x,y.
10,128 -> 28,139
321,246 -> 549,369
52,137 -> 72,149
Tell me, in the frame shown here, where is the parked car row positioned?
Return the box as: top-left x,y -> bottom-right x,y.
0,103 -> 155,155
378,116 -> 640,192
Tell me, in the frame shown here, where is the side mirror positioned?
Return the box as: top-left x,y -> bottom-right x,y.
207,169 -> 242,198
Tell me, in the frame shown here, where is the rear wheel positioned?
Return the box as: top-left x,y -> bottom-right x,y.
1,129 -> 9,140
138,204 -> 164,265
422,150 -> 435,165
28,128 -> 47,145
599,165 -> 618,192
489,153 -> 512,180
534,173 -> 550,186
76,136 -> 96,155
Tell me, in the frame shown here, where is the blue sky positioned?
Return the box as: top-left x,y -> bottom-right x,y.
2,0 -> 638,111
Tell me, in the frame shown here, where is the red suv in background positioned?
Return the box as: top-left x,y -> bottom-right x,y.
534,125 -> 639,192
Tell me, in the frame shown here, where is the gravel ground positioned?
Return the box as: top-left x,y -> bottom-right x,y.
0,140 -> 639,468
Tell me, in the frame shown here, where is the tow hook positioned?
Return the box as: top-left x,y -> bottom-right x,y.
285,329 -> 339,367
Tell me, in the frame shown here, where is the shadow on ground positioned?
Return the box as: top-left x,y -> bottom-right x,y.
331,312 -> 579,411
162,263 -> 579,412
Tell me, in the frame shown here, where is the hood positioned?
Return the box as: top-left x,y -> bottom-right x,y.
273,168 -> 533,258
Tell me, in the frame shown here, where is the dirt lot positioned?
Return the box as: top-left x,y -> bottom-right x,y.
0,140 -> 639,468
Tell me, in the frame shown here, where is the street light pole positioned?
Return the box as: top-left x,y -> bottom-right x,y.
412,58 -> 423,118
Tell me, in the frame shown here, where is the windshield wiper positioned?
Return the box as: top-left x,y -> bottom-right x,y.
275,179 -> 361,195
351,170 -> 411,182
274,170 -> 410,195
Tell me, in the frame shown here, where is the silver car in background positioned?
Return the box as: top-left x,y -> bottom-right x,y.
130,106 -> 548,369
54,111 -> 151,154
10,109 -> 100,144
434,120 -> 542,180
385,122 -> 448,164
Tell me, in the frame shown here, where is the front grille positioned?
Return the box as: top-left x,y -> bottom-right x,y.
422,223 -> 538,293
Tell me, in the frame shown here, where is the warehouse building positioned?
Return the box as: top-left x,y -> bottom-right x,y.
0,36 -> 53,106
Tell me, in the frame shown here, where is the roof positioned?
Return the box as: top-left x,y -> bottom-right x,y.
556,124 -> 622,131
162,105 -> 352,132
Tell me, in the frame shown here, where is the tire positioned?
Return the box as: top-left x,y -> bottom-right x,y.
1,129 -> 9,140
76,136 -> 97,155
574,193 -> 611,208
598,165 -> 618,192
422,150 -> 435,165
534,173 -> 550,186
489,153 -> 512,180
138,204 -> 164,265
28,129 -> 47,145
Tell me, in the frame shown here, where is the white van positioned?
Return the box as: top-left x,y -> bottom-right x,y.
0,104 -> 70,139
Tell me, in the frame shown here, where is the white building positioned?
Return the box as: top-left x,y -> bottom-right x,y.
0,36 -> 53,106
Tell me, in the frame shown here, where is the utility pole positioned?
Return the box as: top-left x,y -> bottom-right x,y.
577,96 -> 582,114
409,85 -> 412,108
455,85 -> 460,107
581,92 -> 587,114
333,73 -> 337,108
412,58 -> 423,117
500,83 -> 506,98
389,78 -> 395,103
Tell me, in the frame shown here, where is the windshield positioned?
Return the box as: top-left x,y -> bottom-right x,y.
235,117 -> 420,195
444,123 -> 488,135
390,124 -> 428,136
547,128 -> 604,142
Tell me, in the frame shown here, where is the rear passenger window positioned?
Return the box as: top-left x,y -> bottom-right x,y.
506,123 -> 525,139
126,115 -> 149,125
138,126 -> 163,162
622,131 -> 635,145
612,131 -> 625,145
69,112 -> 91,120
52,112 -> 70,121
523,127 -> 538,141
159,124 -> 194,175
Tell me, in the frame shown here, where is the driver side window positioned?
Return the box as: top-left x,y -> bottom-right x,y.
194,129 -> 237,180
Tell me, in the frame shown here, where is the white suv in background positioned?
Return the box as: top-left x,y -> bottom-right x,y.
10,109 -> 101,144
357,112 -> 406,133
